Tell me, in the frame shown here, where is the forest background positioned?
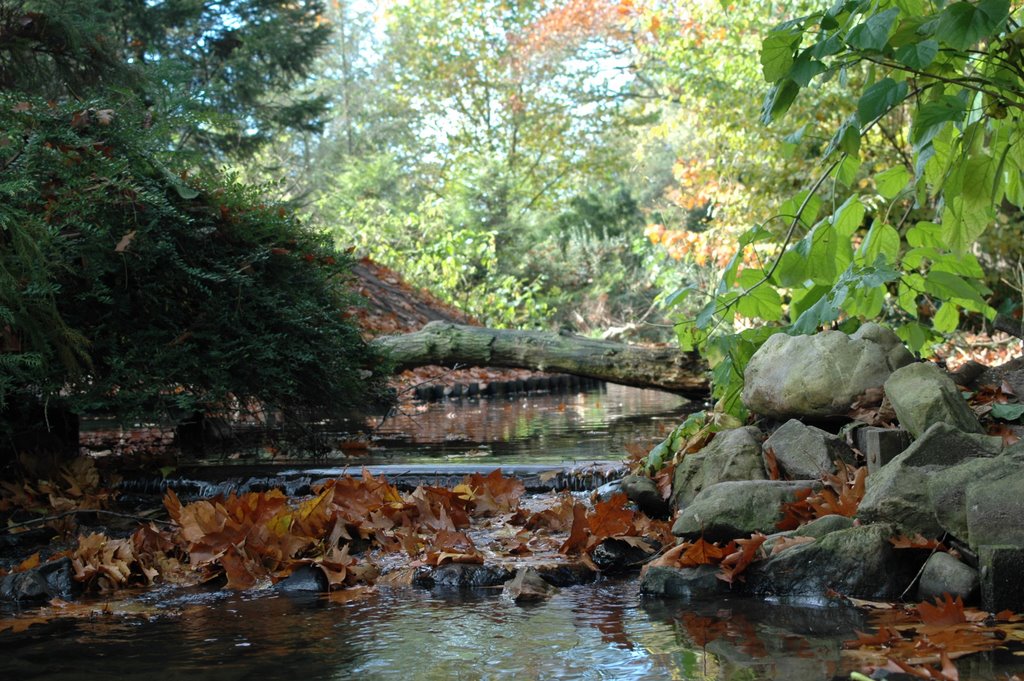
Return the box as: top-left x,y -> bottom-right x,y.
2,0 -> 1024,442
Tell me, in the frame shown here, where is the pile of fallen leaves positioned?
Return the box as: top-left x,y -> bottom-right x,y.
3,470 -> 673,601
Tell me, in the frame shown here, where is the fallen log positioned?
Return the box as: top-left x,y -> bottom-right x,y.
370,321 -> 709,397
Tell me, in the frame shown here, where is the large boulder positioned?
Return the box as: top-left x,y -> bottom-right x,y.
671,426 -> 766,509
742,323 -> 913,419
672,480 -> 820,542
857,422 -> 1001,536
884,362 -> 984,438
747,523 -> 919,601
763,419 -> 856,479
928,455 -> 1024,544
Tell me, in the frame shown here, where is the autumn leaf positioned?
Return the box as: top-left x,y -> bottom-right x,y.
890,534 -> 947,551
559,502 -> 590,555
763,446 -> 782,481
717,533 -> 767,583
917,594 -> 967,627
770,535 -> 816,556
461,469 -> 524,515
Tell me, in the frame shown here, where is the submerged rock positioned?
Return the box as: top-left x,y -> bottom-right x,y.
0,556 -> 79,602
639,564 -> 733,599
501,567 -> 557,603
414,563 -> 514,588
742,323 -> 913,419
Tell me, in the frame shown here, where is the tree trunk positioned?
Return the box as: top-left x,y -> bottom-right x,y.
371,321 -> 709,397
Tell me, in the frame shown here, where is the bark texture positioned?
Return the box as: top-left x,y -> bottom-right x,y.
371,322 -> 708,397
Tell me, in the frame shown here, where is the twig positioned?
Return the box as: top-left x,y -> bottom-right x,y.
897,532 -> 948,601
2,508 -> 173,534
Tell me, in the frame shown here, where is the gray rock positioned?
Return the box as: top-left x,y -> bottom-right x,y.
415,563 -> 514,588
0,556 -> 78,602
639,564 -> 734,599
672,480 -> 820,541
273,565 -> 329,593
791,514 -> 855,538
855,427 -> 913,474
857,457 -> 943,536
619,474 -> 671,518
742,323 -> 913,419
979,545 -> 1024,612
885,362 -> 984,438
918,552 -> 979,603
591,537 -> 656,574
748,524 -> 920,601
763,419 -> 856,479
857,423 -> 1000,536
895,422 -> 1001,466
928,456 -> 1024,543
502,567 -> 557,603
966,475 -> 1024,550
672,426 -> 766,509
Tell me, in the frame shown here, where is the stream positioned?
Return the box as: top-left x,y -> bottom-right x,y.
2,385 -> 1020,680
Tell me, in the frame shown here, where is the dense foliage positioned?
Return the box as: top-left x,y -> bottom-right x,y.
659,0 -> 1024,416
0,0 -> 389,446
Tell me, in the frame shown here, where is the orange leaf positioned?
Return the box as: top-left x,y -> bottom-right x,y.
717,533 -> 767,583
917,594 -> 967,627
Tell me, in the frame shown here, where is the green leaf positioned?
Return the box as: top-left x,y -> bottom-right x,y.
735,269 -> 784,321
761,79 -> 801,124
894,39 -> 939,69
790,50 -> 828,87
761,29 -> 801,82
832,195 -> 866,236
935,0 -> 1010,51
789,284 -> 831,321
911,95 -> 966,145
932,301 -> 960,333
791,291 -> 840,334
857,78 -> 908,125
941,195 -> 995,254
857,222 -> 900,264
896,321 -> 934,353
875,166 -> 911,199
991,402 -> 1024,421
779,190 -> 822,229
846,8 -> 899,52
906,221 -> 944,248
832,155 -> 861,186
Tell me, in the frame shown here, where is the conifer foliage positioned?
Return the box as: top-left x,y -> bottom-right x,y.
0,0 -> 388,450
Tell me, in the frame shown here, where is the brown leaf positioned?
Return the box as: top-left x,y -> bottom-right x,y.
114,230 -> 136,253
917,593 -> 967,627
559,502 -> 589,555
770,535 -> 815,556
717,533 -> 767,583
763,446 -> 782,481
890,534 -> 946,551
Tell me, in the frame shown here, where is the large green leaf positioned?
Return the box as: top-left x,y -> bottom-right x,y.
875,165 -> 911,198
760,79 -> 802,124
894,39 -> 939,69
857,78 -> 908,125
911,95 -> 966,145
761,29 -> 802,82
935,0 -> 1010,50
857,222 -> 900,264
734,270 -> 783,321
846,8 -> 899,52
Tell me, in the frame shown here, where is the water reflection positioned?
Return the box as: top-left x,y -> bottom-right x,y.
365,384 -> 692,466
4,580 -> 1023,680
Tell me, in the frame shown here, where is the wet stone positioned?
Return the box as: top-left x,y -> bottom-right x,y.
979,545 -> 1024,613
590,537 -> 655,574
639,564 -> 734,599
274,565 -> 329,593
0,556 -> 79,602
414,563 -> 514,588
917,552 -> 979,603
